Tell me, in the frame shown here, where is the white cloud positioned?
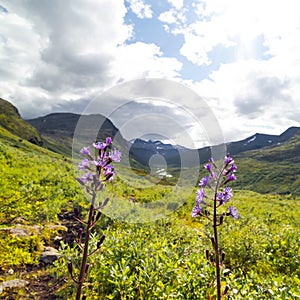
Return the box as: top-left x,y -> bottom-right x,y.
155,0 -> 300,140
0,0 -> 182,118
0,0 -> 299,144
127,0 -> 153,19
112,42 -> 182,79
190,57 -> 300,141
161,0 -> 300,66
167,0 -> 184,10
158,8 -> 186,25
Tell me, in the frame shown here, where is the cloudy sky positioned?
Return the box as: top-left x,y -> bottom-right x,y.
1,0 -> 300,147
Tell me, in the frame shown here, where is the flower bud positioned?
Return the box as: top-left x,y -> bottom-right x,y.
103,197 -> 110,206
74,207 -> 80,217
219,215 -> 224,225
67,261 -> 73,275
221,251 -> 226,263
78,228 -> 83,240
205,249 -> 210,261
97,234 -> 106,248
223,285 -> 229,296
95,211 -> 102,222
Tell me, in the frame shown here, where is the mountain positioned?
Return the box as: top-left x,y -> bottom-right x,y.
232,131 -> 300,195
1,97 -> 299,194
129,127 -> 300,168
243,131 -> 300,163
7,95 -> 297,169
227,126 -> 300,155
129,139 -> 182,166
0,98 -> 43,146
28,113 -> 129,156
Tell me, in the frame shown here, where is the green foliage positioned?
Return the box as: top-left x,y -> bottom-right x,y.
0,98 -> 43,145
231,157 -> 300,195
0,232 -> 43,270
232,133 -> 300,195
0,139 -> 85,224
1,123 -> 300,298
55,191 -> 300,299
56,221 -> 216,299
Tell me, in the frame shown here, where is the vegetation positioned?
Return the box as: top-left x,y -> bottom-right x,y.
55,190 -> 300,299
0,115 -> 300,298
0,98 -> 43,146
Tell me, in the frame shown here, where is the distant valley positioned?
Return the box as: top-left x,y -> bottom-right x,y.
1,97 -> 299,168
1,97 -> 300,194
27,111 -> 300,169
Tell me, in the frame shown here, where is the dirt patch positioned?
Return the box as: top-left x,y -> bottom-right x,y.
0,211 -> 78,299
0,265 -> 66,299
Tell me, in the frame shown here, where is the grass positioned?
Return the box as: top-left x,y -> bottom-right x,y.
0,124 -> 299,299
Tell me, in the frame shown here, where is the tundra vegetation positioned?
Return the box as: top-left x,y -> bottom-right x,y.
0,127 -> 299,299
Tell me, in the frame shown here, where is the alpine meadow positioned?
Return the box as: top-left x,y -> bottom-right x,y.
0,98 -> 299,299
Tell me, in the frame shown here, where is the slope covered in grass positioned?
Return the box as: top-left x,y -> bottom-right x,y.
0,117 -> 299,298
0,98 -> 43,146
232,133 -> 300,195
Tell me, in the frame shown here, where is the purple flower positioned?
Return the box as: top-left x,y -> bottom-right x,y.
228,206 -> 238,219
92,159 -> 105,168
76,138 -> 120,188
224,154 -> 234,166
76,172 -> 93,185
78,158 -> 90,171
228,163 -> 237,173
110,149 -> 122,162
104,165 -> 116,181
93,142 -> 106,150
104,164 -> 114,174
191,205 -> 202,218
205,163 -> 213,173
217,187 -> 233,205
105,137 -> 112,145
80,147 -> 90,156
224,187 -> 233,197
199,175 -> 210,187
227,173 -> 236,182
196,188 -> 205,204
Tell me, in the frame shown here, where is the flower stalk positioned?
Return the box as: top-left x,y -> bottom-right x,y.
192,155 -> 238,299
69,138 -> 121,300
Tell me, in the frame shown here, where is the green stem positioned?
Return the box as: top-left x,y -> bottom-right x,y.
75,192 -> 96,300
213,194 -> 221,300
213,169 -> 225,300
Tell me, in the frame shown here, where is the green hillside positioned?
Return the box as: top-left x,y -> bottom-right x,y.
0,131 -> 299,298
0,103 -> 299,298
232,133 -> 300,195
0,98 -> 43,146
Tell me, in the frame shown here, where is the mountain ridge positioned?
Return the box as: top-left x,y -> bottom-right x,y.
1,98 -> 299,194
0,98 -> 43,146
1,97 -> 299,166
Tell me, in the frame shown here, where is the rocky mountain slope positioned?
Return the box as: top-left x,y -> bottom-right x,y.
0,98 -> 43,146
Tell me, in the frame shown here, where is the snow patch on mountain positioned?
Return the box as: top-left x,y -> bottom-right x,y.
247,135 -> 257,143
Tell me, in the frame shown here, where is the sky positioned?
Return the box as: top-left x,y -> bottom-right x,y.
1,0 -> 300,148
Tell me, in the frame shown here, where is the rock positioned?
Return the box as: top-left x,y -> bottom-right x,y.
8,227 -> 31,237
7,269 -> 14,275
0,279 -> 29,294
54,235 -> 63,241
40,246 -> 61,264
8,224 -> 42,237
11,217 -> 28,224
45,224 -> 68,232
